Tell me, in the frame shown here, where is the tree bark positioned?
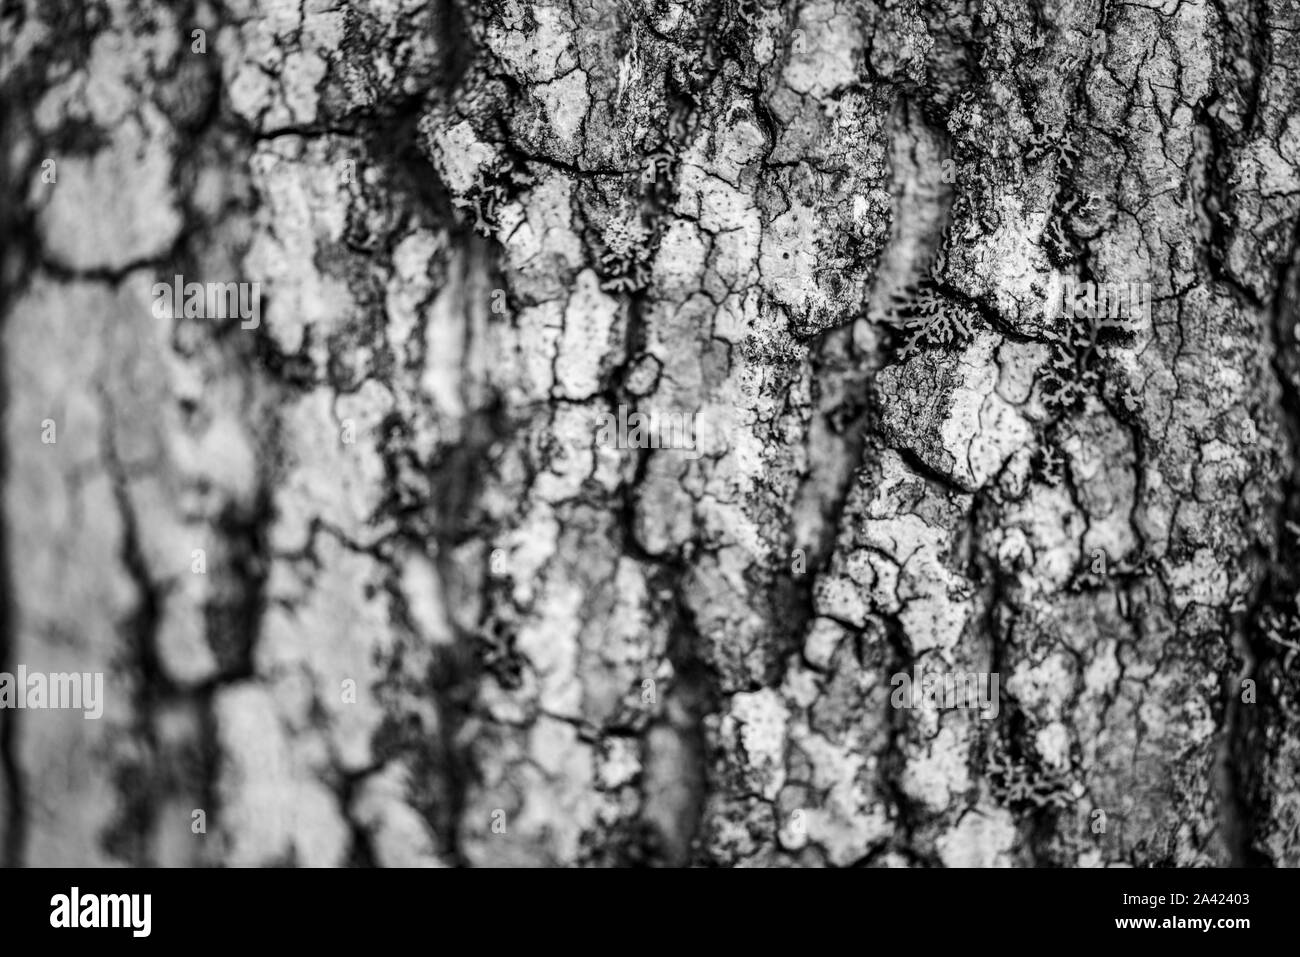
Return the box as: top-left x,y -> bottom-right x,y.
2,0 -> 1299,867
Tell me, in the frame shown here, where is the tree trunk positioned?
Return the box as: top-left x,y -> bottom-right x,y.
2,0 -> 1299,867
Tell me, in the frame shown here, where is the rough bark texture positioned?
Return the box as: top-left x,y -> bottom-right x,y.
2,0 -> 1300,867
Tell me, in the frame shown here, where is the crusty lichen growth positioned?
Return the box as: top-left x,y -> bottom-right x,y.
2,0 -> 1299,870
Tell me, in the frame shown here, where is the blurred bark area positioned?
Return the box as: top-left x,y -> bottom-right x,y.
2,0 -> 1300,867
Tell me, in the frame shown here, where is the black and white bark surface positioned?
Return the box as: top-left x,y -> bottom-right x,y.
2,0 -> 1300,867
